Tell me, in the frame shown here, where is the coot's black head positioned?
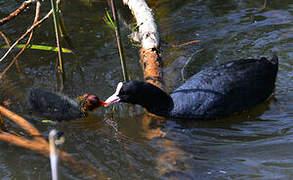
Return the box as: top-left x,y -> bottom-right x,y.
105,81 -> 146,105
105,81 -> 173,116
80,94 -> 107,112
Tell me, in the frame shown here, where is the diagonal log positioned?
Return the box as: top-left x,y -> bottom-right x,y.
122,0 -> 163,89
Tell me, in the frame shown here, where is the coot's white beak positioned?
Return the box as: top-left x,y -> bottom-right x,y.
105,82 -> 123,107
105,95 -> 120,106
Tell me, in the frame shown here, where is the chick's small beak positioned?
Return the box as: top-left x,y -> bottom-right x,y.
105,94 -> 120,107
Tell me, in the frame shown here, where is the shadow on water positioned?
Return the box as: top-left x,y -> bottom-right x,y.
0,0 -> 292,179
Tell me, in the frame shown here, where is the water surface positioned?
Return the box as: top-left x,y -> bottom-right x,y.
0,0 -> 292,179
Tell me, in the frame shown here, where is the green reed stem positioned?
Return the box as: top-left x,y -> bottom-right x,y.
109,0 -> 129,82
50,0 -> 64,74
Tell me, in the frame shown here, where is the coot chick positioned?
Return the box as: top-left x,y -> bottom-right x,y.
27,88 -> 106,121
105,56 -> 278,120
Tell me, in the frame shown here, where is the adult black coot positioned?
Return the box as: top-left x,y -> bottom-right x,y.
105,55 -> 278,120
27,88 -> 106,121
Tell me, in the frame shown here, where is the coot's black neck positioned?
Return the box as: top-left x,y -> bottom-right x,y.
144,90 -> 174,117
121,81 -> 174,117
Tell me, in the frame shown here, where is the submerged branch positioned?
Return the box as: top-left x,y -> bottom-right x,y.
181,48 -> 204,82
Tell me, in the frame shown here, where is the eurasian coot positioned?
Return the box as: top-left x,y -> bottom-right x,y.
27,88 -> 106,121
105,55 -> 278,120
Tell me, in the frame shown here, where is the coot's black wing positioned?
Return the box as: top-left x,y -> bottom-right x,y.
170,56 -> 278,120
27,88 -> 84,121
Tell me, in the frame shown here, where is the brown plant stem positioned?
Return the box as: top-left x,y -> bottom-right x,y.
0,1 -> 58,62
0,31 -> 11,47
0,1 -> 41,80
0,0 -> 35,26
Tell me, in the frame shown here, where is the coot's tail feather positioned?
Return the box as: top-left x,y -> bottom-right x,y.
266,55 -> 278,65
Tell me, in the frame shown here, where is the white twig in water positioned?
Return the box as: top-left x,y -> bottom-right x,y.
49,129 -> 59,180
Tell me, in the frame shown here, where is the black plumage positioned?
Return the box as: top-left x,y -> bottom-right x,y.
27,88 -> 105,121
106,56 -> 278,120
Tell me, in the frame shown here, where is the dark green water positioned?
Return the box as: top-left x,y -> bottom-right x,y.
0,0 -> 292,179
